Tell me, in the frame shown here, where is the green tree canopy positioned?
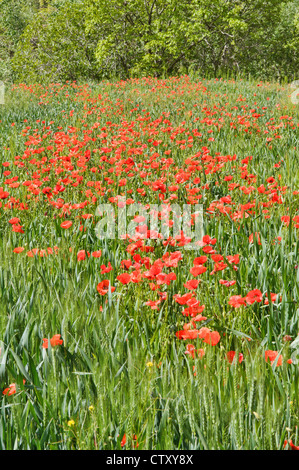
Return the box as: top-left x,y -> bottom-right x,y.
85,0 -> 298,79
11,0 -> 100,82
3,0 -> 299,82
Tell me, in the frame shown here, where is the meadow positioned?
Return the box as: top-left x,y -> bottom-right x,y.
0,76 -> 299,450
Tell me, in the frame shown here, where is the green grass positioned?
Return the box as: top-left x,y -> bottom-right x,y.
0,77 -> 298,449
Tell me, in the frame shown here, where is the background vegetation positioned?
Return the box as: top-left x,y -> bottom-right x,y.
0,0 -> 299,83
1,0 -> 299,452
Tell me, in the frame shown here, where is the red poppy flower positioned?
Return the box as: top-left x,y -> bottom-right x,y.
121,433 -> 126,447
226,254 -> 240,264
190,266 -> 207,276
174,293 -> 193,305
145,299 -> 161,310
193,256 -> 208,265
264,293 -> 277,305
245,289 -> 263,305
197,327 -> 212,340
77,250 -> 90,261
13,247 -> 24,254
176,329 -> 201,340
3,379 -> 26,396
101,262 -> 113,274
61,221 -> 72,229
12,224 -> 24,233
0,189 -> 9,199
202,235 -> 217,245
42,334 -> 63,349
117,273 -> 131,284
132,434 -> 139,449
249,232 -> 261,245
219,279 -> 236,287
184,279 -> 200,290
3,383 -> 17,396
192,313 -> 207,322
226,351 -> 244,364
284,440 -> 299,450
96,280 -> 115,295
265,350 -> 282,367
211,254 -> 223,262
9,217 -> 20,225
202,330 -> 221,346
185,344 -> 196,358
228,295 -> 246,308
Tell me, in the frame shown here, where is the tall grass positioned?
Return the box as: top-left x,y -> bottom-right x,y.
0,77 -> 298,449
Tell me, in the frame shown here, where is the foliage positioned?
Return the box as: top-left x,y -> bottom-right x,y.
85,0 -> 299,80
0,0 -> 298,82
0,0 -> 39,81
11,0 -> 101,83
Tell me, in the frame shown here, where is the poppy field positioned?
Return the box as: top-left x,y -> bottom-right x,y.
0,76 -> 299,450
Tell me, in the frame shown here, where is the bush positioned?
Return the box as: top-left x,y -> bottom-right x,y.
12,0 -> 101,83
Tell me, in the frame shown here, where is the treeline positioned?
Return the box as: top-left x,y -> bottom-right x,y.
1,0 -> 299,83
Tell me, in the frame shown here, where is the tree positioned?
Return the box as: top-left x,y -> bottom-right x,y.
4,0 -> 299,83
85,0 -> 298,79
12,0 -> 101,82
85,0 -> 197,77
0,0 -> 39,80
